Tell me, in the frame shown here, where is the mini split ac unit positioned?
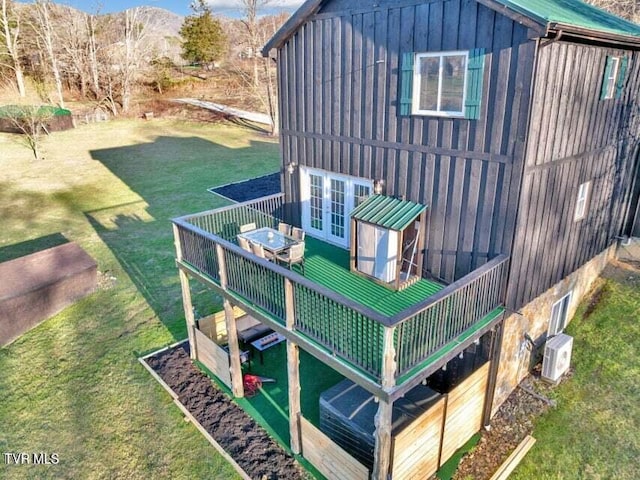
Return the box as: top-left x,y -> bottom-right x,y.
541,333 -> 573,383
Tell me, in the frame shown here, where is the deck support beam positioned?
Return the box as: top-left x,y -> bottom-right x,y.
285,278 -> 302,454
372,326 -> 397,480
178,269 -> 197,361
216,244 -> 244,398
372,399 -> 393,480
174,224 -> 197,360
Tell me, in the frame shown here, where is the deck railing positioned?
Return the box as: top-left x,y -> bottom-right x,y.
392,255 -> 509,376
173,195 -> 508,383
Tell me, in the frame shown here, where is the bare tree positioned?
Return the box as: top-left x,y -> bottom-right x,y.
0,0 -> 26,96
239,0 -> 271,87
86,12 -> 101,98
32,0 -> 65,107
3,105 -> 54,159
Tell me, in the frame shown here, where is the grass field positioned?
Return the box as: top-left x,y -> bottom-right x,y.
0,119 -> 279,479
512,268 -> 640,479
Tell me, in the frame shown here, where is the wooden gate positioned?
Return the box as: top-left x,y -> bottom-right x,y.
389,362 -> 490,479
194,328 -> 232,388
301,417 -> 369,480
391,396 -> 446,480
439,362 -> 490,466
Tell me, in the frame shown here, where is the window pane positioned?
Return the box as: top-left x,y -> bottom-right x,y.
605,58 -> 619,99
310,174 -> 323,230
418,56 -> 439,111
330,179 -> 345,238
354,184 -> 370,208
440,55 -> 466,112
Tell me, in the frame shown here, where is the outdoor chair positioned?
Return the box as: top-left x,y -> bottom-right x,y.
238,236 -> 252,252
276,242 -> 305,273
240,222 -> 257,233
291,227 -> 305,241
250,241 -> 274,261
278,222 -> 292,236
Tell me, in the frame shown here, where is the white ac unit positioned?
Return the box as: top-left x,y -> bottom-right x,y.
541,333 -> 573,384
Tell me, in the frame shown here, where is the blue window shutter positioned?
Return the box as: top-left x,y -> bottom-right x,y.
616,56 -> 628,99
464,48 -> 486,120
600,56 -> 614,100
399,52 -> 414,116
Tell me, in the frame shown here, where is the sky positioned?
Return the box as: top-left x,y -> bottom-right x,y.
56,0 -> 305,17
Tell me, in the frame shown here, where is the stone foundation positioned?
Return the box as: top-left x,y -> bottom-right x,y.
491,245 -> 615,415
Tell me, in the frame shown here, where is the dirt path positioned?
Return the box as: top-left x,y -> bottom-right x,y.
145,345 -> 306,480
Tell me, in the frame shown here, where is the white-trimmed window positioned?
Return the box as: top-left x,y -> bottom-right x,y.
601,55 -> 628,100
574,181 -> 591,221
412,51 -> 468,116
399,48 -> 486,119
602,56 -> 620,99
549,291 -> 572,336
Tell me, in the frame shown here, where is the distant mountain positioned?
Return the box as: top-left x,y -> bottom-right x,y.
123,6 -> 184,62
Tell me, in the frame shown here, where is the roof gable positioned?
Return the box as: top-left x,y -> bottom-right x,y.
262,0 -> 640,55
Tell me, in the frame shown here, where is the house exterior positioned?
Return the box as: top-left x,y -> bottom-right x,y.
173,1 -> 640,479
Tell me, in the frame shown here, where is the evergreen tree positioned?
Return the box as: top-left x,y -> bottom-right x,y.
179,0 -> 226,68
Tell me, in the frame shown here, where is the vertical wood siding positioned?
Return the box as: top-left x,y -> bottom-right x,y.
278,0 -> 536,283
507,45 -> 640,309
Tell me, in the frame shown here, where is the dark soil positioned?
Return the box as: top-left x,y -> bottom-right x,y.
211,173 -> 280,202
145,344 -> 306,480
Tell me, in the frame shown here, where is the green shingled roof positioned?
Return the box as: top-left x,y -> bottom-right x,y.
496,0 -> 640,39
350,195 -> 427,231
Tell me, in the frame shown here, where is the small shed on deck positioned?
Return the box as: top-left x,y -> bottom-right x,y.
350,195 -> 428,291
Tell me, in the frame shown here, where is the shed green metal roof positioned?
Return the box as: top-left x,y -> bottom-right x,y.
350,195 -> 427,231
495,0 -> 640,40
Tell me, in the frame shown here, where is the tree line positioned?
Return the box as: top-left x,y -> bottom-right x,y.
0,0 -> 286,124
1,0 -> 637,121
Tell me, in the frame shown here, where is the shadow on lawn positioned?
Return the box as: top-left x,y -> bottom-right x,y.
86,135 -> 280,340
0,232 -> 69,263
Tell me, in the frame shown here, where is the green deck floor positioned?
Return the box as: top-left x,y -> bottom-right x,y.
301,237 -> 443,316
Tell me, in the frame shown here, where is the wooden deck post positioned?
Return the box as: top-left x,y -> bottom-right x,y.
174,224 -> 198,360
216,244 -> 244,398
285,278 -> 302,454
178,269 -> 198,361
372,326 -> 397,480
483,323 -> 504,426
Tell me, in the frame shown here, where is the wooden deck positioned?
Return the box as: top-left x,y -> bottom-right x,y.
301,237 -> 443,316
174,194 -> 509,394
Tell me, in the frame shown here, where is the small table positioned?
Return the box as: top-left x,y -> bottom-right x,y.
250,332 -> 286,364
238,227 -> 299,256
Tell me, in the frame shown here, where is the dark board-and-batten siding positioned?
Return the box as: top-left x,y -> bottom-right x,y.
278,0 -> 536,283
507,44 -> 640,309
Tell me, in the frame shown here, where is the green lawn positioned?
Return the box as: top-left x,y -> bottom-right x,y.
0,119 -> 279,479
512,272 -> 640,479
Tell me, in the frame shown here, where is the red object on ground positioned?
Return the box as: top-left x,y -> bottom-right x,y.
243,374 -> 263,397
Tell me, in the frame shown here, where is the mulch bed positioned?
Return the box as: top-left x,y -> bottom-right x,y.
453,372 -> 553,479
145,344 -> 306,480
210,173 -> 280,202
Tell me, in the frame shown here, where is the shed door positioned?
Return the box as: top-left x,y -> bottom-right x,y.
357,223 -> 398,283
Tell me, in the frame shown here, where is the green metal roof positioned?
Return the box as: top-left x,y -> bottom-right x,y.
350,195 -> 427,231
495,0 -> 640,39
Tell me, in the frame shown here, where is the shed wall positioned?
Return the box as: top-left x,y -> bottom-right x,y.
278,0 -> 536,282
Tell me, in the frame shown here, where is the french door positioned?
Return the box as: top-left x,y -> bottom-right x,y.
301,168 -> 372,247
